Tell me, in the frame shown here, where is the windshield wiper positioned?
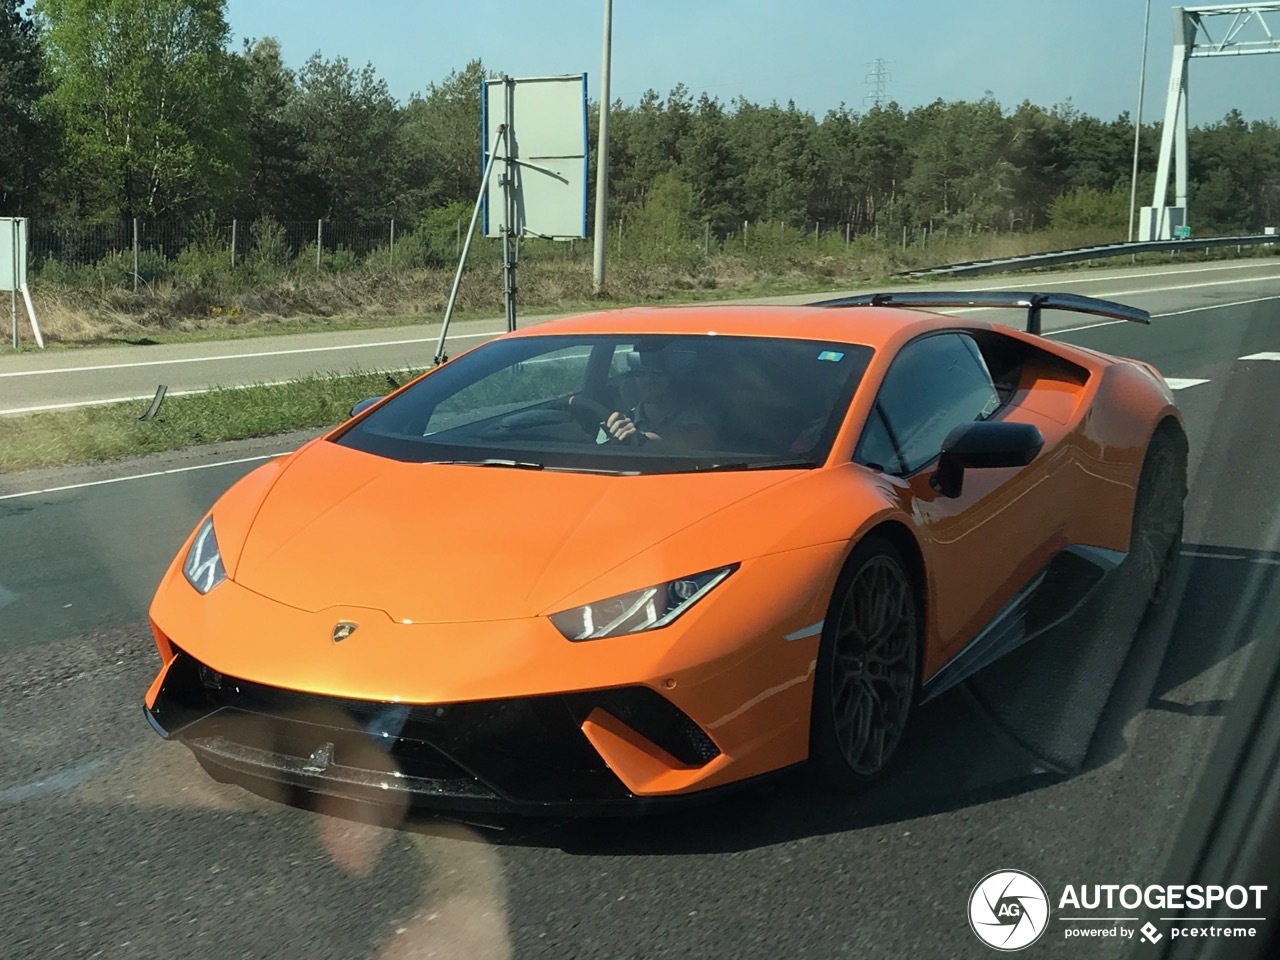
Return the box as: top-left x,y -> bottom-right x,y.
428,459 -> 546,470
696,457 -> 819,472
546,466 -> 642,476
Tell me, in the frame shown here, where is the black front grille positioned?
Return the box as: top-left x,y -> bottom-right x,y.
151,650 -> 713,805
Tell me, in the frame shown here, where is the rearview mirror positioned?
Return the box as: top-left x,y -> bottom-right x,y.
348,396 -> 383,419
933,421 -> 1044,498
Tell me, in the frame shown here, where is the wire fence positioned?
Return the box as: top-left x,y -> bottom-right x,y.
24,216 -> 1048,293
29,220 -> 427,270
28,218 -> 906,264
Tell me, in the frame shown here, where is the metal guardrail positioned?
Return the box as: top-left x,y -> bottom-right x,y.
902,234 -> 1280,279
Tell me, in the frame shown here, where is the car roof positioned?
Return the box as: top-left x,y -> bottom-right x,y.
504,304 -> 970,349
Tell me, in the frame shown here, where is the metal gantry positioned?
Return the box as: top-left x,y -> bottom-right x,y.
1144,3 -> 1280,239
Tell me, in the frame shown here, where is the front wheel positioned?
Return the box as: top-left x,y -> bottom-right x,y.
809,537 -> 920,792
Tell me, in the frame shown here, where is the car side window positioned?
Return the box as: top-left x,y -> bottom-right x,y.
855,333 -> 1000,476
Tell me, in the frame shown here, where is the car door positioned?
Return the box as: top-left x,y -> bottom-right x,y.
854,332 -> 1069,670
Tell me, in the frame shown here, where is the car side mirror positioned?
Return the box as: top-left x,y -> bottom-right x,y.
348,396 -> 383,419
933,421 -> 1044,498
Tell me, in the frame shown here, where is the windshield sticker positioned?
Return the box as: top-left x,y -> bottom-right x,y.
817,351 -> 845,362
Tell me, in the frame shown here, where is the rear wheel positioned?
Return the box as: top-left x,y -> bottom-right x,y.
810,537 -> 920,792
1130,426 -> 1187,608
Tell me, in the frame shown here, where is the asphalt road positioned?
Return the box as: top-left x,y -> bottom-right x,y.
2,268 -> 1279,959
1,258 -> 1279,414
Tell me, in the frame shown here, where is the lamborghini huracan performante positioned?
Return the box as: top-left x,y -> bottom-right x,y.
143,292 -> 1186,814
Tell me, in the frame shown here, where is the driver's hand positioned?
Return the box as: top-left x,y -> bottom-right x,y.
606,411 -> 638,443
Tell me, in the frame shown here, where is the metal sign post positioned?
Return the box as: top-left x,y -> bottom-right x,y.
501,76 -> 519,334
1,218 -> 42,349
434,74 -> 588,365
435,125 -> 509,365
10,221 -> 16,350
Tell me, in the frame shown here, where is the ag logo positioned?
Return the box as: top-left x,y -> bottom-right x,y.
968,869 -> 1049,951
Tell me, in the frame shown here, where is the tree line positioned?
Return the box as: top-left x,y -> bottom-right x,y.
3,0 -> 1278,243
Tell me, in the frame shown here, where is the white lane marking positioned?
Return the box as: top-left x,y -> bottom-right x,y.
1181,550 -> 1280,567
0,366 -> 425,416
1096,275 -> 1280,299
1165,378 -> 1211,390
0,582 -> 17,608
2,269 -> 1278,383
784,620 -> 824,641
0,755 -> 117,808
0,453 -> 287,502
987,261 -> 1280,288
0,330 -> 498,380
907,284 -> 1280,329
1156,295 -> 1280,318
1041,294 -> 1280,336
973,275 -> 1280,320
1240,352 -> 1280,361
1,386 -> 295,416
1045,319 -> 1128,335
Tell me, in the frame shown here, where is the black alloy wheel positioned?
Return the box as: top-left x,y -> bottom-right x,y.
811,536 -> 920,791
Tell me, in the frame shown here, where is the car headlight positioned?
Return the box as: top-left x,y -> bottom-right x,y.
549,565 -> 737,641
183,516 -> 227,595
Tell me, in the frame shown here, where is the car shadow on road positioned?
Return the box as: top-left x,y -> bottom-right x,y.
452,542 -> 1279,855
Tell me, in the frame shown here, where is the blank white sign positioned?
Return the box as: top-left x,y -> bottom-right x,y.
0,218 -> 28,291
483,75 -> 588,240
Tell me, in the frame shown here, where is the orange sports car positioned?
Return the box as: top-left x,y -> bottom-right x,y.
143,291 -> 1186,814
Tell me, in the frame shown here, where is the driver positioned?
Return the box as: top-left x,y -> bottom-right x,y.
603,345 -> 716,448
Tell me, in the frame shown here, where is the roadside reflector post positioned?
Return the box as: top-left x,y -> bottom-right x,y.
139,385 -> 168,422
9,220 -> 15,349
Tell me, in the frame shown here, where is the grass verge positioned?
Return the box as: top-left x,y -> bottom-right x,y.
0,368 -> 419,473
20,237 -> 1279,352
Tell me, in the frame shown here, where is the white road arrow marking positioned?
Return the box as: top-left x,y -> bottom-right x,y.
1165,378 -> 1211,390
1240,352 -> 1280,361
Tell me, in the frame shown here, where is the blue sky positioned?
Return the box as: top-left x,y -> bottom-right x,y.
222,1 -> 1279,124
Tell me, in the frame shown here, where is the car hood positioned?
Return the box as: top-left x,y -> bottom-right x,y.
231,440 -> 797,623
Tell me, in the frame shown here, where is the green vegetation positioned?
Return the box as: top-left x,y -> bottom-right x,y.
0,368 -> 420,472
2,0 -> 1279,345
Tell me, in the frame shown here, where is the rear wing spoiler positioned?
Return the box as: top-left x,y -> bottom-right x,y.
808,291 -> 1151,335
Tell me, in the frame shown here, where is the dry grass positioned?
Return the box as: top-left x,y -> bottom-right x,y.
24,228 -> 1270,348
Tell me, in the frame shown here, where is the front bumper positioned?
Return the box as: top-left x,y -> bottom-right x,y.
147,646 -> 737,815
145,543 -> 839,813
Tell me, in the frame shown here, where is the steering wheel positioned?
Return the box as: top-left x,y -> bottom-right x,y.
568,395 -> 641,444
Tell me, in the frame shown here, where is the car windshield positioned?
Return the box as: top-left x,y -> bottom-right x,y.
334,334 -> 873,473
